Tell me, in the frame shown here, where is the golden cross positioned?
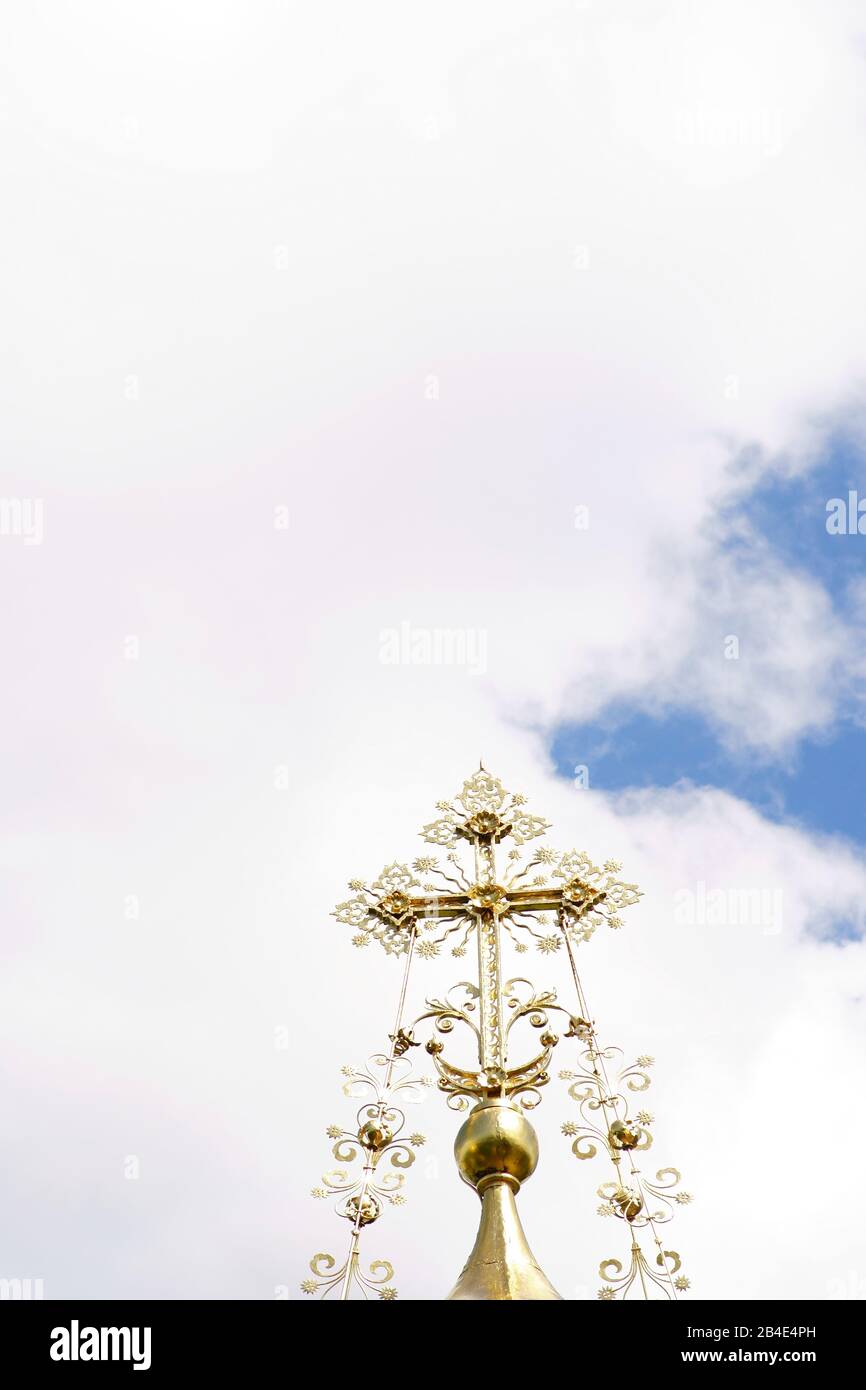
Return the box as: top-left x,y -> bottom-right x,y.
334,768 -> 640,1101
311,767 -> 694,1304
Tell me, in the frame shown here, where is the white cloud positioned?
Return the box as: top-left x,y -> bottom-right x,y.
1,0 -> 865,1300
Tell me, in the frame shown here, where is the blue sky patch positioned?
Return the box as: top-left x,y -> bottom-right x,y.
726,433 -> 866,607
551,710 -> 866,843
550,441 -> 866,843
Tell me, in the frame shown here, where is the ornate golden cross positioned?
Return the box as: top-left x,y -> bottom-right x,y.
306,767 -> 692,1302
334,766 -> 639,1105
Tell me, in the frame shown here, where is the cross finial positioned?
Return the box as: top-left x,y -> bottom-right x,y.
310,768 -> 692,1303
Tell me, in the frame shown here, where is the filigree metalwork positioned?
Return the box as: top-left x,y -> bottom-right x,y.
560,1026 -> 693,1299
302,1054 -> 430,1300
559,1045 -> 655,1163
332,768 -> 642,963
411,975 -> 585,1112
303,901 -> 430,1299
331,768 -> 642,1103
597,1243 -> 690,1301
311,1055 -> 429,1218
301,1251 -> 398,1301
316,766 -> 691,1303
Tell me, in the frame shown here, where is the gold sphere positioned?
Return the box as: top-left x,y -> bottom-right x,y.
359,1120 -> 392,1151
608,1119 -> 640,1151
454,1102 -> 539,1192
345,1194 -> 380,1227
612,1186 -> 643,1222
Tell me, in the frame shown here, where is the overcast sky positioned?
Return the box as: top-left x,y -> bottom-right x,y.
1,0 -> 865,1301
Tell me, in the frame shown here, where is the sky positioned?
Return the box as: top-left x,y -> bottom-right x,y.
1,0 -> 865,1303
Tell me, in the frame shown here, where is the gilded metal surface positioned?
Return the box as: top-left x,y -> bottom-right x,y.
453,1099 -> 539,1190
448,1101 -> 559,1301
307,767 -> 689,1301
447,1180 -> 562,1301
333,769 -> 641,1122
560,1026 -> 693,1299
333,770 -> 640,964
302,1048 -> 430,1299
